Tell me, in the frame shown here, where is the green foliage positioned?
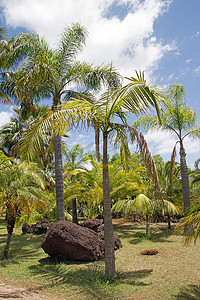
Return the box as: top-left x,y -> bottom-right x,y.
0,151 -> 51,223
174,203 -> 200,244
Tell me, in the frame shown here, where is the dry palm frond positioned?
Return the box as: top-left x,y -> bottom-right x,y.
169,143 -> 177,184
128,127 -> 163,201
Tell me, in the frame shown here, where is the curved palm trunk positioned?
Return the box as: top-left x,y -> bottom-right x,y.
179,141 -> 190,212
3,201 -> 16,259
54,135 -> 65,221
103,131 -> 116,281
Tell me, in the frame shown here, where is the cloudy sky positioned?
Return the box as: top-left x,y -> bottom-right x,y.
0,0 -> 200,167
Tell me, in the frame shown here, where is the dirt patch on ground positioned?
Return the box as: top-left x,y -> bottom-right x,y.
0,283 -> 59,300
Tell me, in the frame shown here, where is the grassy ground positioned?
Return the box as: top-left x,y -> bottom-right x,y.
0,219 -> 200,300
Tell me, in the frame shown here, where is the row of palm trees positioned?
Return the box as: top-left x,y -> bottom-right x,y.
0,23 -> 199,281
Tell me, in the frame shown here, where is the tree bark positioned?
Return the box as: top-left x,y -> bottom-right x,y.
167,214 -> 171,229
179,141 -> 190,212
71,175 -> 78,224
95,125 -> 100,162
54,135 -> 65,221
103,131 -> 116,281
146,215 -> 151,238
3,202 -> 16,259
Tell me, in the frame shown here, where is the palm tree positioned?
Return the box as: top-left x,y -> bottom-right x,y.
135,83 -> 200,213
16,23 -> 121,221
0,27 -> 13,104
58,71 -> 166,281
63,144 -> 86,224
0,151 -> 50,259
0,104 -> 51,160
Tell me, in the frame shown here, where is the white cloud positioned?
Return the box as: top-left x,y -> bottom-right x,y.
194,66 -> 200,75
167,73 -> 174,81
144,129 -> 176,155
1,0 -> 175,78
0,111 -> 13,127
144,129 -> 200,157
191,31 -> 200,39
185,58 -> 192,64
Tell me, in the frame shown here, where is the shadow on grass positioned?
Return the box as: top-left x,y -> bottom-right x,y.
173,285 -> 200,300
0,230 -> 44,264
114,223 -> 175,245
28,257 -> 153,299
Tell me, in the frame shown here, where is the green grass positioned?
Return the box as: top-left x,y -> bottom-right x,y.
0,219 -> 200,300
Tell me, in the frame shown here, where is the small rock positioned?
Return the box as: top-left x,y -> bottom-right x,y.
22,222 -> 32,234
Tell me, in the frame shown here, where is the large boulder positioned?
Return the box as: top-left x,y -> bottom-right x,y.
41,221 -> 105,261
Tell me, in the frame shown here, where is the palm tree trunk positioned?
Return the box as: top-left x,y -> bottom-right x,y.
72,199 -> 78,224
3,201 -> 16,259
71,175 -> 78,224
54,135 -> 65,221
72,175 -> 78,225
95,125 -> 100,162
103,131 -> 116,281
179,141 -> 190,212
167,213 -> 171,229
146,215 -> 151,238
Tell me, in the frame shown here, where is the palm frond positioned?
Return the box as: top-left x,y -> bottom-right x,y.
169,144 -> 177,184
57,23 -> 87,71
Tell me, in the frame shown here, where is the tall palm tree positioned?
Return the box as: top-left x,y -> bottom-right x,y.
16,23 -> 121,221
58,71 -> 166,281
135,84 -> 200,212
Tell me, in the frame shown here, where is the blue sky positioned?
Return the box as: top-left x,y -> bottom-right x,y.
0,0 -> 200,167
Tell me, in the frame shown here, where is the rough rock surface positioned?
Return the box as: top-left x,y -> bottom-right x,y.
80,218 -> 102,232
98,231 -> 122,250
41,221 -> 105,261
22,222 -> 32,234
22,219 -> 51,235
80,219 -> 122,250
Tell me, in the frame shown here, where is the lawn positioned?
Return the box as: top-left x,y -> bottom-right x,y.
0,219 -> 200,300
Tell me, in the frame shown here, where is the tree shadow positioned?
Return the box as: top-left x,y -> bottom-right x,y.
0,232 -> 45,265
173,285 -> 200,299
113,223 -> 175,245
28,258 -> 153,299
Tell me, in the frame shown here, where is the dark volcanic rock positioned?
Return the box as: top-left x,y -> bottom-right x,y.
22,222 -> 32,234
98,231 -> 122,250
41,221 -> 105,261
81,219 -> 122,250
35,218 -> 50,234
80,218 -> 102,232
22,218 -> 51,235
